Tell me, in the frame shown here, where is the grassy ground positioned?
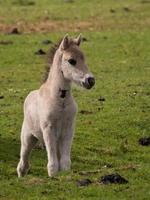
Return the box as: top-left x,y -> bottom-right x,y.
0,0 -> 150,199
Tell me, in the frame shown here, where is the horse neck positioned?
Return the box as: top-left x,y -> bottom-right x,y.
46,50 -> 71,98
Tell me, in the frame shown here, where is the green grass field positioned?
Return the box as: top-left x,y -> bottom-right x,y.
0,0 -> 150,199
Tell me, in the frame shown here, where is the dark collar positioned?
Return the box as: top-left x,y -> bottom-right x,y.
59,89 -> 68,98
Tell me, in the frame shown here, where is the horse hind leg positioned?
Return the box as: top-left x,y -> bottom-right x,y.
17,120 -> 38,177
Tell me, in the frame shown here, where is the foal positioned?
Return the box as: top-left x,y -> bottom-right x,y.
17,34 -> 95,177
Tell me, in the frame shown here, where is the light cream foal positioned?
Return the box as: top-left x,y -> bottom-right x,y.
17,34 -> 95,177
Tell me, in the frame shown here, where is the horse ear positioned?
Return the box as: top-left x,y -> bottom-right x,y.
74,33 -> 82,46
60,34 -> 69,50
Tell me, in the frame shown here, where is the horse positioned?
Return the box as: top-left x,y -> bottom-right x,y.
17,34 -> 95,177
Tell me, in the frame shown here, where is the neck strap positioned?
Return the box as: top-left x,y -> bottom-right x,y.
59,88 -> 68,98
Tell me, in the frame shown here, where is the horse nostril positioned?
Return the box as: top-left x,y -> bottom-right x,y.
87,77 -> 95,87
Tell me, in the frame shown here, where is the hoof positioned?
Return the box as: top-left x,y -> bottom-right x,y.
17,161 -> 29,177
47,162 -> 58,177
60,159 -> 71,171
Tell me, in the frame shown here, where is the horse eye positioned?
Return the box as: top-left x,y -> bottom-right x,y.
68,58 -> 76,66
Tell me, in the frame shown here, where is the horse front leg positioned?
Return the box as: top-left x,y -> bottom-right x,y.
59,119 -> 75,171
17,120 -> 38,177
42,123 -> 59,177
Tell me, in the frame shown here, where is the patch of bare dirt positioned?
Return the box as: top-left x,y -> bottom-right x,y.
0,17 -> 150,34
35,49 -> 46,55
79,110 -> 93,115
0,20 -> 93,34
24,177 -> 47,186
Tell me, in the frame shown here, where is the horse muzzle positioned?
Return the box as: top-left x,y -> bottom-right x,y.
82,77 -> 95,89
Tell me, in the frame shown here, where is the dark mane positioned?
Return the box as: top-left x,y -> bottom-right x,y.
42,38 -> 62,83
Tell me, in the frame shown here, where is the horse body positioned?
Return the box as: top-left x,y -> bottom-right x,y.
17,34 -> 95,177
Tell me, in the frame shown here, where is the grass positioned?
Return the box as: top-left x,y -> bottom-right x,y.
0,0 -> 150,199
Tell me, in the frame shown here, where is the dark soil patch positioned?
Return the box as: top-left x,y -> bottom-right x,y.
110,9 -> 116,13
123,7 -> 131,12
76,179 -> 92,187
8,27 -> 21,34
35,49 -> 46,55
79,110 -> 93,115
100,173 -> 128,184
0,95 -> 4,99
98,97 -> 105,102
98,107 -> 103,111
42,39 -> 53,45
138,137 -> 150,146
145,92 -> 150,96
82,37 -> 88,42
